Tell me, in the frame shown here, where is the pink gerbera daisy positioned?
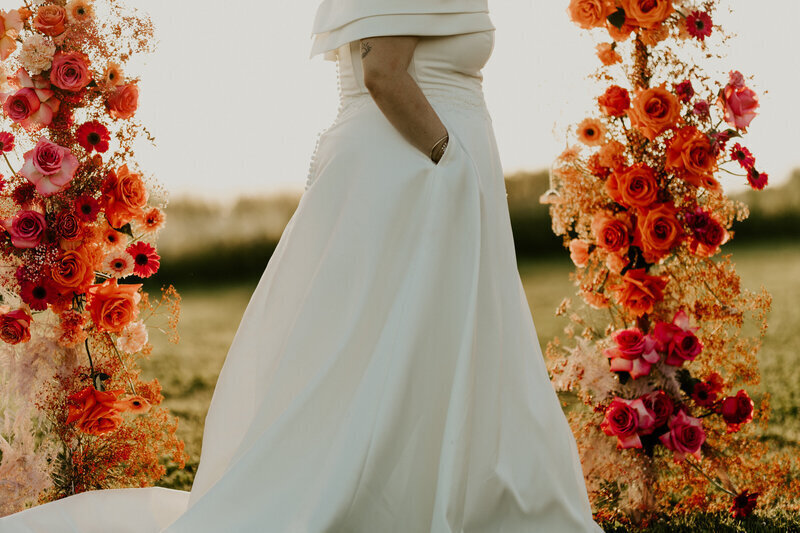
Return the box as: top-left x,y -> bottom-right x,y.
126,241 -> 160,278
0,132 -> 14,152
746,168 -> 768,190
76,120 -> 111,153
686,11 -> 713,41
730,143 -> 755,169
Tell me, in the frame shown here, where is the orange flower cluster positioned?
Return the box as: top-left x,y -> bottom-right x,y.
541,0 -> 793,523
0,0 -> 183,512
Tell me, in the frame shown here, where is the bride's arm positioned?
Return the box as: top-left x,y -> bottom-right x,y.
360,36 -> 449,163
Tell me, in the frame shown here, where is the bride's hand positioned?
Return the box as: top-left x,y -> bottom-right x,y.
360,36 -> 450,163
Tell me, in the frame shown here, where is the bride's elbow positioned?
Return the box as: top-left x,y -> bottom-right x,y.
363,67 -> 397,96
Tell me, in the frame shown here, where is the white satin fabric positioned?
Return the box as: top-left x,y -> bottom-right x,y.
0,31 -> 603,532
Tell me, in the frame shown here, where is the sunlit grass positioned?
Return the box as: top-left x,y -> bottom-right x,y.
142,241 -> 800,528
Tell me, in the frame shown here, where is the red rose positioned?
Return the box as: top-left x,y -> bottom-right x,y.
659,410 -> 706,461
601,397 -> 656,449
55,209 -> 81,241
598,85 -> 631,117
0,209 -> 47,248
720,389 -> 754,430
642,390 -> 674,428
0,307 -> 32,344
50,51 -> 92,92
652,309 -> 703,366
603,329 -> 660,379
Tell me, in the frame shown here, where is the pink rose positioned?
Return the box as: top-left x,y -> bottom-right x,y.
720,389 -> 754,431
652,309 -> 703,366
717,70 -> 759,131
603,328 -> 660,379
0,306 -> 32,344
1,69 -> 60,130
0,209 -> 46,248
600,397 -> 656,449
642,390 -> 674,428
50,51 -> 92,92
20,136 -> 79,196
659,410 -> 706,461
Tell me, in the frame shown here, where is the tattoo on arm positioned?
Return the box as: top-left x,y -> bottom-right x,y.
360,40 -> 373,59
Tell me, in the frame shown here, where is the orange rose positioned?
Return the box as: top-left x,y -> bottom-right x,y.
592,211 -> 633,254
100,164 -> 149,228
633,202 -> 684,263
569,239 -> 592,267
617,163 -> 659,209
568,0 -> 616,29
620,0 -> 673,28
599,140 -> 627,169
665,126 -> 718,189
33,5 -> 67,36
0,306 -> 32,344
106,83 -> 139,119
596,42 -> 622,66
611,267 -> 668,317
51,245 -> 99,295
66,386 -> 125,436
604,169 -> 624,204
86,278 -> 142,333
626,85 -> 681,141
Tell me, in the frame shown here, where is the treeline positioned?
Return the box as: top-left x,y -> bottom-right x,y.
141,170 -> 800,291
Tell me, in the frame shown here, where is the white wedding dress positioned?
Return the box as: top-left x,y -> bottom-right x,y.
0,30 -> 603,533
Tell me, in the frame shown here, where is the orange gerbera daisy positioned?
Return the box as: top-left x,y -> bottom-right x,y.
577,118 -> 606,146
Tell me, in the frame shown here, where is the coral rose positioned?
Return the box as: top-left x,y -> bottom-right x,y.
658,410 -> 706,461
620,0 -> 674,29
1,10 -> 24,61
0,306 -> 32,344
106,83 -> 139,120
591,211 -> 633,254
568,239 -> 591,268
2,69 -> 61,131
33,5 -> 66,36
568,0 -> 615,29
598,85 -> 630,117
50,51 -> 92,92
665,126 -> 717,189
718,70 -> 759,132
51,245 -> 98,295
0,209 -> 46,248
627,84 -> 681,141
601,397 -> 656,449
66,385 -> 125,436
85,277 -> 142,333
633,201 -> 684,263
100,164 -> 149,228
598,140 -> 626,170
603,328 -> 660,379
611,267 -> 668,317
617,163 -> 659,209
20,136 -> 79,196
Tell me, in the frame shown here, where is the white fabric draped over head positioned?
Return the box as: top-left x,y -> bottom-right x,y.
309,0 -> 494,60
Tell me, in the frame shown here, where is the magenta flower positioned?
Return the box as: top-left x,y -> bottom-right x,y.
600,397 -> 656,449
659,410 -> 706,461
20,136 -> 79,196
0,209 -> 47,248
652,309 -> 703,366
0,69 -> 61,131
717,70 -> 759,131
604,328 -> 660,379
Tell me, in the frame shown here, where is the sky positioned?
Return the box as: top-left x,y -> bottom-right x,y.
8,0 -> 798,203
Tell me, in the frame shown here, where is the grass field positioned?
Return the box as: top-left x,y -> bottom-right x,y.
141,240 -> 800,527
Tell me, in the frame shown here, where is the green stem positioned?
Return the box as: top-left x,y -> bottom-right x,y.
684,456 -> 737,497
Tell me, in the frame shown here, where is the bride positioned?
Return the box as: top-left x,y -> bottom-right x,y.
1,0 -> 603,531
